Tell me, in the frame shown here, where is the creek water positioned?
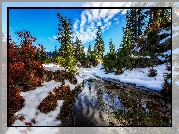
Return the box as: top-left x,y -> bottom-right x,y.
57,78 -> 171,126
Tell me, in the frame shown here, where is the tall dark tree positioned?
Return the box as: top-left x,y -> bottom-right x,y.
94,26 -> 105,61
103,39 -> 116,73
115,28 -> 133,74
87,42 -> 98,67
57,13 -> 74,58
56,13 -> 77,73
74,36 -> 85,62
109,38 -> 115,55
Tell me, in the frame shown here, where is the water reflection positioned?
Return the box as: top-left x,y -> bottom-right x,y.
57,79 -> 171,126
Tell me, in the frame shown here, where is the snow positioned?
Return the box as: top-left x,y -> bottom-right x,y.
158,29 -> 171,35
8,60 -> 171,128
42,63 -> 66,72
12,80 -> 64,126
159,35 -> 171,44
64,80 -> 76,91
157,49 -> 171,61
131,54 -> 150,58
93,64 -> 169,91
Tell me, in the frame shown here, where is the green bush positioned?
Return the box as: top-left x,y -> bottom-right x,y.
56,55 -> 77,74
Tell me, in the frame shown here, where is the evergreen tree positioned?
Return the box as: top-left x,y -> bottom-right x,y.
57,13 -> 74,58
115,28 -> 133,74
87,42 -> 97,67
56,13 -> 77,73
103,39 -> 116,73
87,42 -> 92,59
94,26 -> 105,62
109,39 -> 115,55
74,36 -> 85,62
52,45 -> 58,63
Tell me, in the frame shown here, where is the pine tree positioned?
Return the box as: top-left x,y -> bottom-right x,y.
94,26 -> 105,62
56,13 -> 77,73
103,39 -> 116,73
86,42 -> 97,67
115,28 -> 133,74
57,13 -> 74,58
87,42 -> 92,59
109,39 -> 115,55
74,36 -> 85,62
52,45 -> 58,63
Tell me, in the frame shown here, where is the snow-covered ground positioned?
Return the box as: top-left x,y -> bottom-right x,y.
12,80 -> 64,126
16,63 -> 172,126
8,60 -> 173,128
79,64 -> 170,91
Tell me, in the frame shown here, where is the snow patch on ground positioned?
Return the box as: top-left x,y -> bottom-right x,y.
159,35 -> 171,44
92,64 -> 169,91
159,29 -> 171,35
42,63 -> 66,72
12,80 -> 64,126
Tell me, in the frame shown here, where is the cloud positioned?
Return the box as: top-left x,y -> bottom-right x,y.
73,19 -> 80,31
72,2 -> 132,44
48,35 -> 58,42
84,48 -> 88,52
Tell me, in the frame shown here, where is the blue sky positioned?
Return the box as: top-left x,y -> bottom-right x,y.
3,2 -> 174,54
8,8 -> 127,54
3,2 -> 135,54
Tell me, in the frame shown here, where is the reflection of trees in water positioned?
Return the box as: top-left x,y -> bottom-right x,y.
103,83 -> 171,126
96,88 -> 103,108
56,79 -> 171,126
56,86 -> 82,126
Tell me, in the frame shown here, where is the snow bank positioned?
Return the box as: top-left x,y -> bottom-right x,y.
159,35 -> 171,44
159,29 -> 171,35
42,63 -> 66,72
157,49 -> 171,61
94,64 -> 169,91
12,80 -> 64,126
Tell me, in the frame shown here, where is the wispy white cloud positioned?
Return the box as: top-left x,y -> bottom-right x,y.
84,48 -> 88,52
48,35 -> 58,42
73,19 -> 80,31
72,2 -> 132,44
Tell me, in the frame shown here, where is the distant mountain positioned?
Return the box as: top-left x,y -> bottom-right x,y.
45,51 -> 54,58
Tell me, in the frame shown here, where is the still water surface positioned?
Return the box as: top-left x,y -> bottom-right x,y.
57,78 -> 171,126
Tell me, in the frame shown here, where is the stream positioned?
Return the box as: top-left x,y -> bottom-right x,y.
56,78 -> 171,126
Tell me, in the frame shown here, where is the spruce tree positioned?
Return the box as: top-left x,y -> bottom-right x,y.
103,39 -> 116,73
56,13 -> 77,73
74,36 -> 85,62
115,28 -> 133,74
94,26 -> 105,62
87,42 -> 97,67
109,38 -> 115,55
57,13 -> 74,58
52,45 -> 58,63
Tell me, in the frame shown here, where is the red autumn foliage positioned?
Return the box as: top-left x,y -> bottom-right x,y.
9,31 -> 45,89
9,31 -> 46,125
